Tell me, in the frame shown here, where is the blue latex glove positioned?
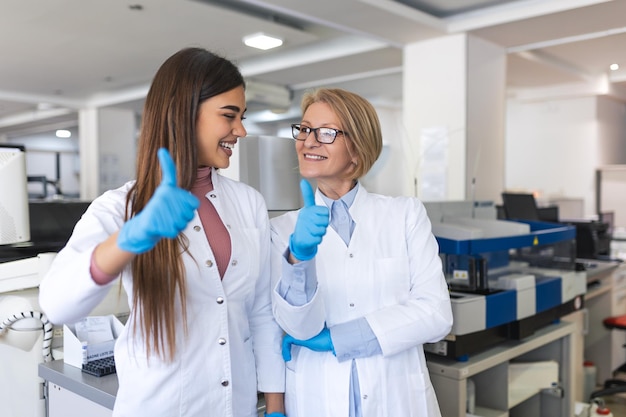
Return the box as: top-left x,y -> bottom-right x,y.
288,179 -> 329,261
265,413 -> 287,417
282,326 -> 335,361
118,148 -> 199,254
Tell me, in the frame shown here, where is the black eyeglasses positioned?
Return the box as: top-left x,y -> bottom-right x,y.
291,124 -> 347,144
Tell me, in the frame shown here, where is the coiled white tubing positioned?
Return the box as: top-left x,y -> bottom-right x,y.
0,311 -> 53,363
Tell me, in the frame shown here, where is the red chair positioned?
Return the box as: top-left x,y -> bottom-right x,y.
590,314 -> 626,400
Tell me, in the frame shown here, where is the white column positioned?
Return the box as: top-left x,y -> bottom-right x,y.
403,33 -> 506,202
78,107 -> 137,200
97,108 -> 137,196
78,108 -> 100,200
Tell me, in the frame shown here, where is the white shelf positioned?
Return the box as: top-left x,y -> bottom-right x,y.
427,321 -> 576,417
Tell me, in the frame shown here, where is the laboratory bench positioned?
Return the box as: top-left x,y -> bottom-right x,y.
39,360 -> 116,417
580,258 -> 620,284
38,360 -> 268,417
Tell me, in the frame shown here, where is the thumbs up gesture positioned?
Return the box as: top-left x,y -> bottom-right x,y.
288,179 -> 330,261
118,148 -> 200,254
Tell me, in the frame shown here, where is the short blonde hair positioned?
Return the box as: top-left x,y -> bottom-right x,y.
301,88 -> 382,180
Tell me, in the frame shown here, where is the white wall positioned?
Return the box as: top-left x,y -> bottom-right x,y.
361,105 -> 406,197
96,107 -> 137,196
505,95 -> 626,218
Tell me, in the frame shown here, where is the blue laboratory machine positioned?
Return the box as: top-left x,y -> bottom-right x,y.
423,201 -> 586,361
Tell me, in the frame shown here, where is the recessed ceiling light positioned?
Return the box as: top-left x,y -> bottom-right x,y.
243,33 -> 283,50
56,129 -> 71,138
610,63 -> 620,71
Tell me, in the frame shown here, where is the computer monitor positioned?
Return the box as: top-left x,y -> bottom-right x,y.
28,200 -> 90,246
501,192 -> 540,221
0,144 -> 30,245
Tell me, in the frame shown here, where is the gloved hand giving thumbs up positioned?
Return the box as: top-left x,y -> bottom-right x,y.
288,179 -> 330,261
117,148 -> 200,254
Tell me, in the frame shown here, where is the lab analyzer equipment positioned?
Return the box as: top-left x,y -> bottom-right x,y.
423,201 -> 585,361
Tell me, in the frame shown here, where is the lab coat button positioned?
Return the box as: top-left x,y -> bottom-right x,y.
206,260 -> 213,267
362,394 -> 368,400
216,297 -> 224,304
218,338 -> 226,345
349,303 -> 355,307
349,253 -> 354,258
221,379 -> 229,387
231,260 -> 237,266
193,225 -> 201,232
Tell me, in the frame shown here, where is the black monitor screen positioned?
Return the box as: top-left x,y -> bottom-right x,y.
28,201 -> 91,244
1,201 -> 90,262
501,192 -> 540,221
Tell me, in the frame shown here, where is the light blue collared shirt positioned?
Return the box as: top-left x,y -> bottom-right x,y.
277,183 -> 381,417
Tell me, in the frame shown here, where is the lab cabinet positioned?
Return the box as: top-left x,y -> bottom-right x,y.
426,321 -> 575,417
47,382 -> 111,417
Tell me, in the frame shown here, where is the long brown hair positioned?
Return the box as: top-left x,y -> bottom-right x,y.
127,47 -> 244,361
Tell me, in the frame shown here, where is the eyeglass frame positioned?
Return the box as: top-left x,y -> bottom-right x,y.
290,124 -> 347,144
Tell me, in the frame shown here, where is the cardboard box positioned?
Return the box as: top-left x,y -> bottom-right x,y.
63,315 -> 123,369
508,360 -> 559,407
509,360 -> 559,391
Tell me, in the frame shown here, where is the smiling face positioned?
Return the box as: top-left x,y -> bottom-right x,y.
296,101 -> 357,198
196,85 -> 247,169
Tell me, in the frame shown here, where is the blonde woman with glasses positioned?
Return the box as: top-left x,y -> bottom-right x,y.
270,88 -> 452,417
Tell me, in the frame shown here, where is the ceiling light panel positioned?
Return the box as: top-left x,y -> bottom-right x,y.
243,33 -> 283,50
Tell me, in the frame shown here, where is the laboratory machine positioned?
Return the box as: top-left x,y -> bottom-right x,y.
424,201 -> 586,360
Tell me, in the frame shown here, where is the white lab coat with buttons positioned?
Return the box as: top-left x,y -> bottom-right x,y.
270,184 -> 452,417
39,169 -> 285,417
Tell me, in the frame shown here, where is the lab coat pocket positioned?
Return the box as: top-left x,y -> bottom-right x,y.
374,257 -> 410,305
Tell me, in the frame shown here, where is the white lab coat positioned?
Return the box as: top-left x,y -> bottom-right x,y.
39,169 -> 285,417
271,185 -> 452,417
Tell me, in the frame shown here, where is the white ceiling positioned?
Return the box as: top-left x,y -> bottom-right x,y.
1,0 -> 625,137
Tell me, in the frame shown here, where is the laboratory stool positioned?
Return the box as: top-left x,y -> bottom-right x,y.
590,314 -> 626,400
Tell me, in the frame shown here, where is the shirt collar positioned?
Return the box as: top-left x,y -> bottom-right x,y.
320,182 -> 359,209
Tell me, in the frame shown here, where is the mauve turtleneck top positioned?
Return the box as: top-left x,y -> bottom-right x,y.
191,167 -> 231,279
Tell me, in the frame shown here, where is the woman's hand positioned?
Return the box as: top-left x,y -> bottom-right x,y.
282,326 -> 335,361
117,148 -> 199,253
289,179 -> 329,261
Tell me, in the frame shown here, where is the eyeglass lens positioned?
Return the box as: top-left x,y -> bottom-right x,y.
292,124 -> 339,144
